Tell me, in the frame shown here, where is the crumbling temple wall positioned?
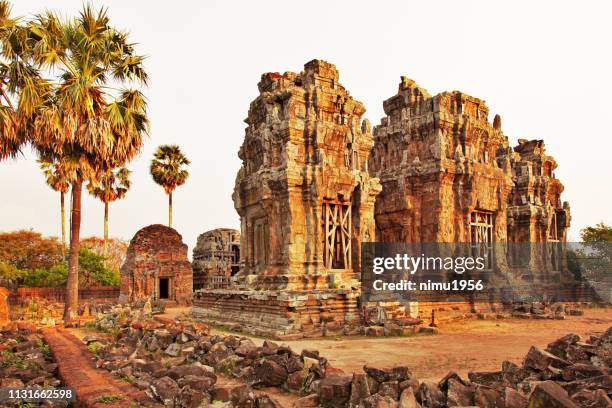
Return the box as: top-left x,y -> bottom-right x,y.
194,60 -> 381,337
120,224 -> 192,305
369,77 -> 515,244
192,228 -> 240,290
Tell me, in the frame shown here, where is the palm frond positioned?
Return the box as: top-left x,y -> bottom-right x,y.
86,165 -> 131,203
0,2 -> 149,176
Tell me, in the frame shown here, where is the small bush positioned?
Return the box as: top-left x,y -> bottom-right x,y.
95,395 -> 122,404
87,342 -> 104,356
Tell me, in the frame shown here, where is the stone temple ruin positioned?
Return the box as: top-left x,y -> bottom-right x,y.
120,224 -> 193,306
192,228 -> 240,290
194,60 -> 381,337
368,77 -> 571,283
193,60 -> 573,338
368,76 -> 570,245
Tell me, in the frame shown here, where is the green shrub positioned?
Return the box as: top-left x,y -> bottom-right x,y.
4,246 -> 118,288
95,395 -> 122,404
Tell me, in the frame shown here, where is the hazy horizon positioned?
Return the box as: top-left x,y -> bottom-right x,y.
1,1 -> 611,255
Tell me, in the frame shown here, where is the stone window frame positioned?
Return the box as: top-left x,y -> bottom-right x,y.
322,199 -> 352,271
548,212 -> 559,242
547,212 -> 562,272
469,209 -> 494,271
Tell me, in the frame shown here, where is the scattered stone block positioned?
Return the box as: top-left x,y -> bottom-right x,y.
419,326 -> 439,335
528,381 -> 579,408
366,326 -> 385,337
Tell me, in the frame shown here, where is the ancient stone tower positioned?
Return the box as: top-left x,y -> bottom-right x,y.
232,59 -> 381,290
369,77 -> 514,244
508,139 -> 571,243
193,60 -> 380,337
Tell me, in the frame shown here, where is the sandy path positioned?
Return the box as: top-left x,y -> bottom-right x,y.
212,308 -> 612,381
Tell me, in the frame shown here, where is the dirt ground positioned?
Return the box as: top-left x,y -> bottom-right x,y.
87,307 -> 612,382
209,308 -> 612,382
68,307 -> 611,405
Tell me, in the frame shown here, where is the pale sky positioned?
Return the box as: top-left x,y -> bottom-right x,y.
1,1 -> 611,255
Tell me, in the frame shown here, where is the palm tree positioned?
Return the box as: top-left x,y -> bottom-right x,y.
0,4 -> 148,325
0,1 -> 46,160
39,158 -> 70,250
87,167 -> 131,256
150,145 -> 189,228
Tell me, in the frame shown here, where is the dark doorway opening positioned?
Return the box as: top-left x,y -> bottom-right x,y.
159,278 -> 169,299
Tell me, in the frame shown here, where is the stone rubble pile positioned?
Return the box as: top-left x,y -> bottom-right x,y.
295,327 -> 611,407
90,307 -> 611,408
92,309 -> 295,407
511,301 -> 584,320
363,305 -> 425,337
0,327 -> 63,407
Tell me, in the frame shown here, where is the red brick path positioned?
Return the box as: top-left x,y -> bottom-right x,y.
42,327 -> 160,408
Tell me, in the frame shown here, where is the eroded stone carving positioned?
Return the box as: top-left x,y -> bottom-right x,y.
194,69 -> 573,338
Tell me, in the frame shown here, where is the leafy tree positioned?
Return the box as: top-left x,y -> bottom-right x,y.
581,222 -> 611,279
19,264 -> 66,288
0,231 -> 117,288
0,262 -> 25,288
39,158 -> 70,249
0,3 -> 148,324
567,223 -> 612,293
0,230 -> 63,271
81,236 -> 128,274
75,247 -> 119,287
0,1 -> 38,159
20,247 -> 118,288
581,222 -> 612,244
87,167 -> 131,255
150,145 -> 189,228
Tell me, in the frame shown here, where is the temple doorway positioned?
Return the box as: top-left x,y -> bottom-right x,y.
159,278 -> 170,299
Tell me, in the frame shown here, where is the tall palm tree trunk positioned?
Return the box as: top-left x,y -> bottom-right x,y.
103,174 -> 111,260
64,177 -> 82,326
168,192 -> 173,228
103,200 -> 109,257
60,191 -> 66,256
